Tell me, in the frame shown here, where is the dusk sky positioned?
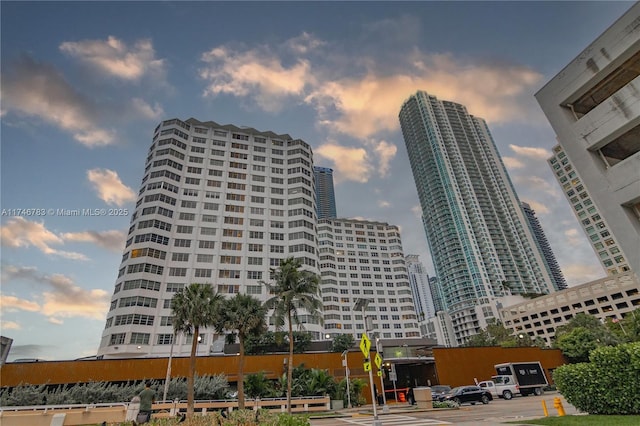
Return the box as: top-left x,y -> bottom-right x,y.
1,1 -> 634,361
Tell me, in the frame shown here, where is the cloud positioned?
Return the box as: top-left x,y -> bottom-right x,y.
0,294 -> 40,312
564,228 -> 584,247
2,265 -> 109,323
286,32 -> 326,54
315,143 -> 370,183
561,263 -> 605,286
0,217 -> 88,260
60,36 -> 165,81
512,175 -> 561,200
1,56 -> 115,146
411,205 -> 422,217
60,230 -> 126,252
522,199 -> 550,215
200,46 -> 313,111
87,168 -> 136,206
378,200 -> 391,208
131,98 -> 164,120
509,144 -> 550,159
372,140 -> 397,176
503,156 -> 525,170
1,321 -> 21,330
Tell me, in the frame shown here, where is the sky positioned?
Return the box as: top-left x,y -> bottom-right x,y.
0,1 -> 635,362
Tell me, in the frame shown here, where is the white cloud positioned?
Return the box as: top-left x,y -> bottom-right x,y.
372,140 -> 397,177
0,294 -> 40,313
2,265 -> 109,323
503,156 -> 525,170
60,36 -> 165,81
60,230 -> 126,252
411,205 -> 422,217
0,217 -> 88,260
522,199 -> 550,215
1,57 -> 115,147
564,228 -> 584,247
512,175 -> 561,200
1,321 -> 22,330
562,263 -> 605,286
286,32 -> 326,54
200,46 -> 313,111
131,98 -> 164,120
315,143 -> 370,183
509,144 -> 550,159
87,168 -> 136,206
378,200 -> 391,208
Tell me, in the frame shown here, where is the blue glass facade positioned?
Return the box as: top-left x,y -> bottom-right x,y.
314,166 -> 337,219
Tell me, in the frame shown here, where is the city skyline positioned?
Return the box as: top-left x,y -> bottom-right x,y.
0,1 -> 633,361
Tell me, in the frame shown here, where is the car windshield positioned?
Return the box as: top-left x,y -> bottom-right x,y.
493,376 -> 508,384
432,386 -> 451,393
449,386 -> 463,394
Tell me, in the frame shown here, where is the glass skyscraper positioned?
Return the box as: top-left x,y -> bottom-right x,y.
521,201 -> 568,290
313,166 -> 337,219
399,91 -> 555,345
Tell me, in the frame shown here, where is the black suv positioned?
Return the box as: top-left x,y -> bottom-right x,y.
438,385 -> 492,405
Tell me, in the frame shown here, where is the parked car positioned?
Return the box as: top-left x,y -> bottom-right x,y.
430,385 -> 452,400
437,385 -> 492,405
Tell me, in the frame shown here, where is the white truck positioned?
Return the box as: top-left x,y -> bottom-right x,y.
478,361 -> 548,400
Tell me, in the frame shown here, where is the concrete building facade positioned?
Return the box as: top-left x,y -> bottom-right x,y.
317,218 -> 421,340
501,272 -> 640,346
548,144 -> 632,276
399,91 -> 556,345
97,118 -> 321,358
535,3 -> 640,274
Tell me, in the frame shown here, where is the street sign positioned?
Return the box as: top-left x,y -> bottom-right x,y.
363,361 -> 371,372
374,352 -> 382,369
389,371 -> 397,381
360,333 -> 371,358
377,371 -> 382,377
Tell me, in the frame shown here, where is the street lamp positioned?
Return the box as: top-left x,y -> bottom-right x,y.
376,338 -> 388,413
341,350 -> 352,408
353,298 -> 381,426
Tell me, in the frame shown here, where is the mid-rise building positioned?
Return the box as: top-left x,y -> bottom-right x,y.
399,91 -> 556,345
98,118 -> 320,358
317,218 -> 421,340
314,166 -> 337,219
548,145 -> 632,276
501,272 -> 640,346
536,3 -> 640,274
521,202 -> 568,290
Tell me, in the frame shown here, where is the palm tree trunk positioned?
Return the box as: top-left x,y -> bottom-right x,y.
238,335 -> 245,410
187,327 -> 199,417
287,311 -> 294,415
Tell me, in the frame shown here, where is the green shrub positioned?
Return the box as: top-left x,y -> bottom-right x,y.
432,400 -> 458,409
553,342 -> 640,414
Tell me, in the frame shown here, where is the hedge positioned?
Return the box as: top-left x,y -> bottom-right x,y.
553,342 -> 640,414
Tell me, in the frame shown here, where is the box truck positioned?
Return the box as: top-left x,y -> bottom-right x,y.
478,361 -> 548,400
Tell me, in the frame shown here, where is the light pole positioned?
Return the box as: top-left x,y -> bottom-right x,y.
354,298 -> 382,426
163,332 -> 178,402
376,338 -> 388,413
341,350 -> 352,408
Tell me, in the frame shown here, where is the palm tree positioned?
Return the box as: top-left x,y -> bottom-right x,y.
214,293 -> 267,409
263,257 -> 322,414
171,283 -> 222,417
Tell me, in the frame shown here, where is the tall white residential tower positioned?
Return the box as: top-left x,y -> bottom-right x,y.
98,118 -> 320,358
